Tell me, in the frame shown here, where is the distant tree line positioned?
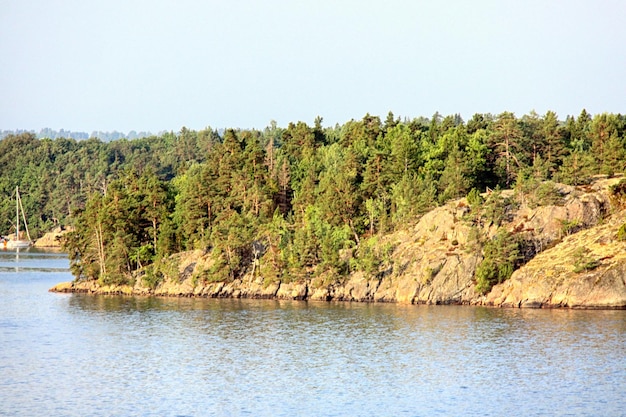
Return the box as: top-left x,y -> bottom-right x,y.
1,110 -> 625,286
0,128 -> 157,142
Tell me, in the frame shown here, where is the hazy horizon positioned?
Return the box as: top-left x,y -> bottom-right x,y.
2,0 -> 625,133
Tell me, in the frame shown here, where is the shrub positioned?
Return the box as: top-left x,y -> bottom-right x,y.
609,179 -> 626,210
572,247 -> 600,273
475,259 -> 512,295
475,229 -> 520,294
467,188 -> 484,209
559,218 -> 582,237
351,236 -> 393,279
141,265 -> 162,289
515,176 -> 562,208
535,182 -> 563,207
482,188 -> 508,226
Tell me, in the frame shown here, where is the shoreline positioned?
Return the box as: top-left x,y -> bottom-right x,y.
49,277 -> 626,310
50,180 -> 626,311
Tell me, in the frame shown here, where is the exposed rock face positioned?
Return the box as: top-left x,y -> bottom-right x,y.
485,211 -> 626,308
34,226 -> 73,248
50,179 -> 626,309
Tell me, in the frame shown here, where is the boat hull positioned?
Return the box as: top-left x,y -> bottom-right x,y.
4,240 -> 31,249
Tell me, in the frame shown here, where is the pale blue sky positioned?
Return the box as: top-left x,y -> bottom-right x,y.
1,0 -> 625,132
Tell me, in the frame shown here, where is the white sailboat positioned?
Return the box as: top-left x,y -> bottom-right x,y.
4,186 -> 32,249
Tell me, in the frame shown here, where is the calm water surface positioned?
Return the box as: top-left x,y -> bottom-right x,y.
1,250 -> 625,416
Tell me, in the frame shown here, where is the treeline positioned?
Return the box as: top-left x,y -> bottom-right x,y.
0,127 -> 219,237
2,110 -> 626,286
0,128 -> 156,142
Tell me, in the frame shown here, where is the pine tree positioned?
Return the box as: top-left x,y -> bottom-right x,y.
490,112 -> 525,187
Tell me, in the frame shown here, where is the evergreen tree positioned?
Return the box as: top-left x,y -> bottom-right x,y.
5,110 -> 621,290
475,229 -> 520,294
540,110 -> 567,178
590,113 -> 621,175
490,112 -> 525,187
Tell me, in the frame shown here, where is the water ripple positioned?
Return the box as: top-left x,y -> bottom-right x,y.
1,263 -> 625,416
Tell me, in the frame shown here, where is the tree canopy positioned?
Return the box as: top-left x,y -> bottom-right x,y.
2,111 -> 625,286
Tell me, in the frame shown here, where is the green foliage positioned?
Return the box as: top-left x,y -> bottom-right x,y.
350,236 -> 393,278
364,198 -> 385,235
557,150 -> 595,185
535,182 -> 563,206
256,211 -> 290,282
62,169 -> 174,284
572,247 -> 600,273
559,218 -> 582,237
208,210 -> 257,281
422,262 -> 444,285
466,188 -> 484,209
590,113 -> 624,176
141,265 -> 163,290
480,188 -> 508,227
302,205 -> 355,274
475,229 -> 520,294
489,112 -> 526,188
4,110 -> 626,286
391,173 -> 437,225
437,127 -> 477,202
617,223 -> 626,241
515,174 -> 563,208
609,179 -> 626,210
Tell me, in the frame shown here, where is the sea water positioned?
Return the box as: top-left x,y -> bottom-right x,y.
1,250 -> 625,416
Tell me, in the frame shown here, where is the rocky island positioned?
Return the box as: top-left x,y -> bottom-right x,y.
51,177 -> 626,309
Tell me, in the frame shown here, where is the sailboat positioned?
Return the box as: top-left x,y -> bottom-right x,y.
3,186 -> 32,249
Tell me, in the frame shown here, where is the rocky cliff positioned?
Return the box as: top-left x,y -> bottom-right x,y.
484,209 -> 626,308
33,226 -> 73,248
51,179 -> 626,309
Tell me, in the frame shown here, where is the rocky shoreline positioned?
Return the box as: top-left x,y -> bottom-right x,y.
50,179 -> 626,309
49,264 -> 626,308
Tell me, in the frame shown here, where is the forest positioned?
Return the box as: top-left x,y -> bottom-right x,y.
2,110 -> 626,290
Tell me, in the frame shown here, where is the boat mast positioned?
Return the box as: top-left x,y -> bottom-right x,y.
14,186 -> 31,242
18,187 -> 31,242
15,186 -> 19,240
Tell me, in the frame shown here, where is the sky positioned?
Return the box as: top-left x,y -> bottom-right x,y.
1,0 -> 625,133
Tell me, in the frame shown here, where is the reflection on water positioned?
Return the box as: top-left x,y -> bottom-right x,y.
1,252 -> 625,416
0,248 -> 70,272
61,295 -> 626,416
